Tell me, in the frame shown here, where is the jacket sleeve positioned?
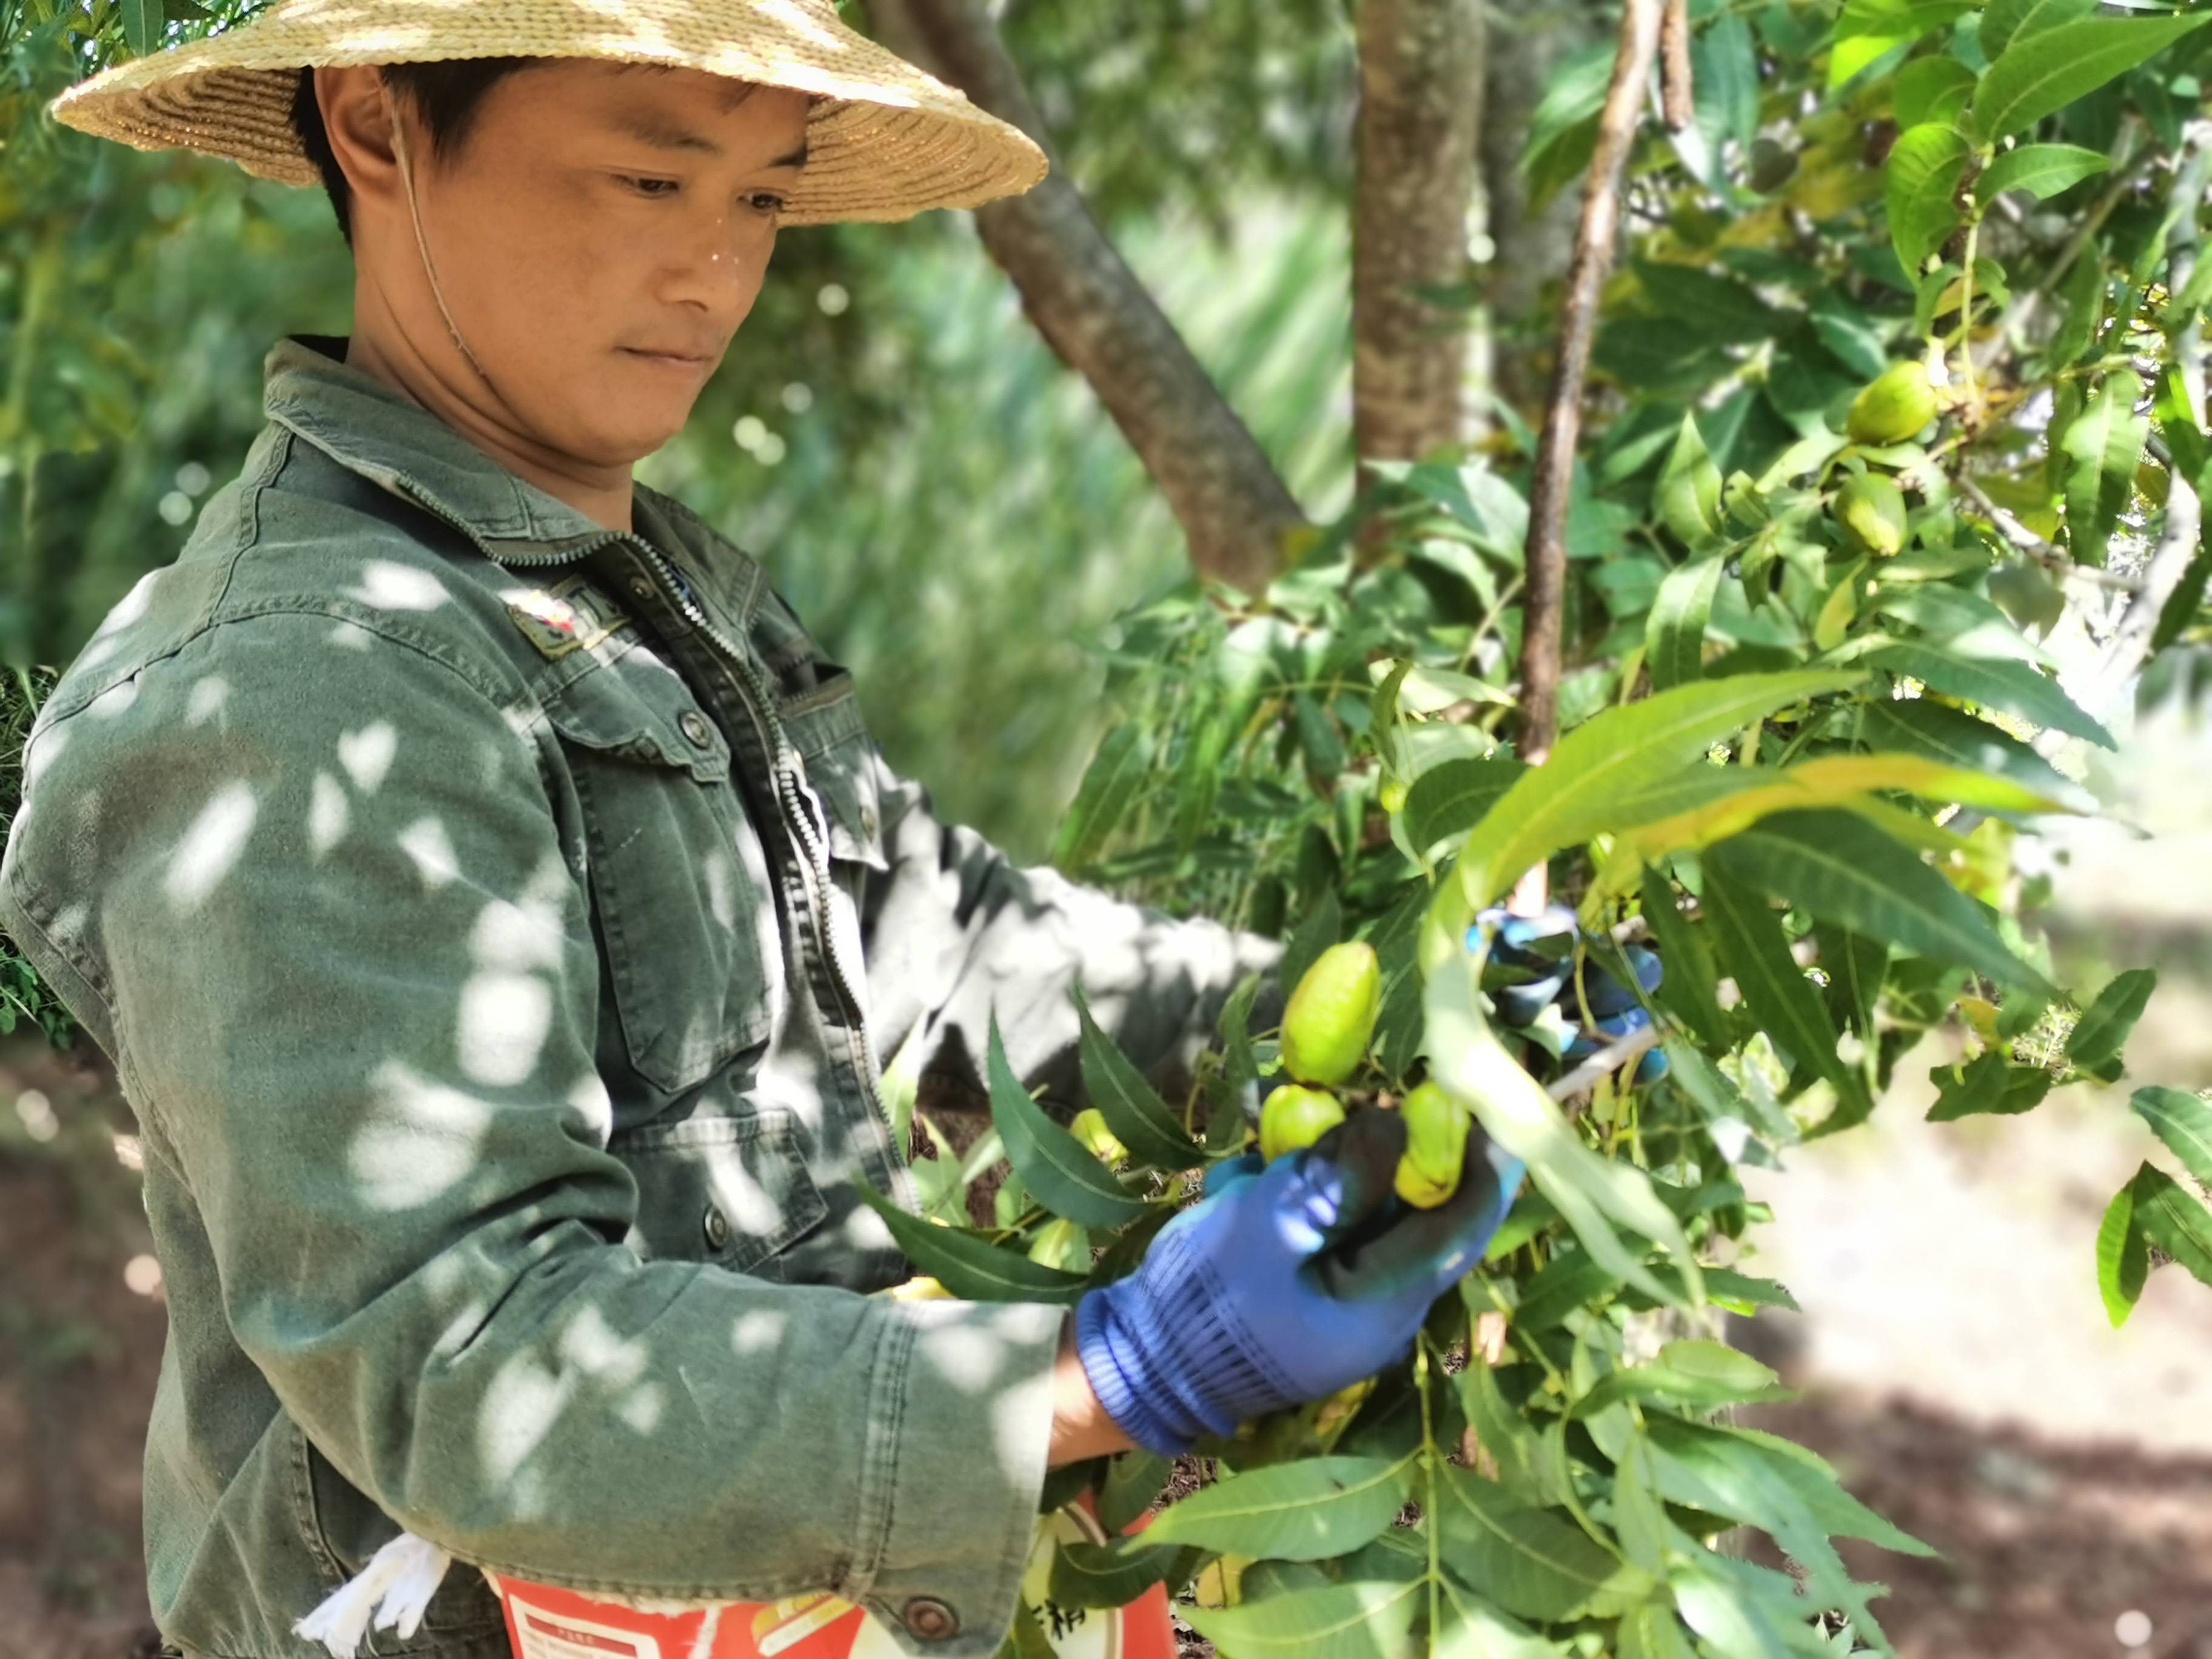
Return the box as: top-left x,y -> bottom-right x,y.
856,754 -> 1284,1111
1,612 -> 1061,1659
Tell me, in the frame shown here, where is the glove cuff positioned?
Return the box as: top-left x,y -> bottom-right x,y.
1074,1287 -> 1199,1457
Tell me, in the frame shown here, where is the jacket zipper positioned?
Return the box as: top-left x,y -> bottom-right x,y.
395,483 -> 909,1200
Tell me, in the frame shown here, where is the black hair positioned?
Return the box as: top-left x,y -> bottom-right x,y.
290,58 -> 546,250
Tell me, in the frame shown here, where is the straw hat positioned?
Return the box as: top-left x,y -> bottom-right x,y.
44,0 -> 1050,224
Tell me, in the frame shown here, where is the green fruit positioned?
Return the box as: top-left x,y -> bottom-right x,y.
1834,472 -> 1909,557
1846,361 -> 1939,445
1259,1084 -> 1346,1163
1281,941 -> 1381,1085
1379,775 -> 1409,814
1393,1082 -> 1471,1210
1027,1217 -> 1091,1273
1070,1107 -> 1125,1167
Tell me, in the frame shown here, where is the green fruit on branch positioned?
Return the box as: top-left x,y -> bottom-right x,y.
1279,940 -> 1381,1085
1834,472 -> 1909,557
1379,774 -> 1409,814
1845,360 -> 1939,444
1069,1107 -> 1126,1167
1258,1084 -> 1347,1162
1393,1081 -> 1470,1209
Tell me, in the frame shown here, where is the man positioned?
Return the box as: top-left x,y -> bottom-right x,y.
7,7 -> 1520,1657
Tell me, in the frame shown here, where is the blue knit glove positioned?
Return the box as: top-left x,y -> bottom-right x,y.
1470,903 -> 1668,1082
1074,1110 -> 1522,1456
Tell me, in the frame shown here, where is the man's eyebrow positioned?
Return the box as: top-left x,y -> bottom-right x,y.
606,107 -> 809,169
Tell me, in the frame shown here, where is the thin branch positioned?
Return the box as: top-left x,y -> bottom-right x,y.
865,0 -> 1309,594
1956,475 -> 2142,593
1660,0 -> 1694,134
1547,1022 -> 1661,1102
1517,0 -> 1665,766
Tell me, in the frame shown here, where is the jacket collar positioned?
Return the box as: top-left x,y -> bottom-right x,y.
261,333 -> 767,621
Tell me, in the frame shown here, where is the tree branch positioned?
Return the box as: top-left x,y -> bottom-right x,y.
1955,476 -> 2141,593
1659,0 -> 1694,134
866,0 -> 1309,594
1353,0 -> 1486,475
1516,0 -> 1664,765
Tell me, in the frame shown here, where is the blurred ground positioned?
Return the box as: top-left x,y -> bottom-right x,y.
3,702 -> 2210,1659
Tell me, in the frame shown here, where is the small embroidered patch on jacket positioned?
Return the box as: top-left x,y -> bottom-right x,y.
504,577 -> 629,661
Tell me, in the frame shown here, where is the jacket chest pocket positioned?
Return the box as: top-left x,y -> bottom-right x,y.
782,671 -> 889,882
611,1108 -> 828,1276
545,657 -> 781,1096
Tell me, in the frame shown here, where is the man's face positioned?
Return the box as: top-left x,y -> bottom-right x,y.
370,60 -> 811,465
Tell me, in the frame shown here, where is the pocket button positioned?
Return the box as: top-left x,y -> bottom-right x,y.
678,710 -> 714,748
902,1598 -> 959,1641
703,1205 -> 731,1250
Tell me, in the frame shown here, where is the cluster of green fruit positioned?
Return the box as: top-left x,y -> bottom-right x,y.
1831,359 -> 1942,558
1258,943 -> 1472,1208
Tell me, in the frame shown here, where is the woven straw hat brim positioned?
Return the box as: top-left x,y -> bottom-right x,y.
44,0 -> 1048,225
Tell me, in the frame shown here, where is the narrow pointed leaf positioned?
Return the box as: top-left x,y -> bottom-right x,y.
1146,1455 -> 1415,1561
1980,0 -> 2094,59
850,1183 -> 1089,1304
1857,697 -> 2090,809
1657,415 -> 1725,551
2061,369 -> 2148,568
2131,1086 -> 2212,1187
987,1019 -> 1150,1227
1182,1579 -> 1421,1659
2128,1163 -> 2212,1289
1886,122 -> 1970,276
2095,1178 -> 2149,1327
1976,142 -> 2110,204
1433,1573 -> 1561,1659
1864,642 -> 2114,748
1698,868 -> 1872,1131
1052,723 -> 1152,871
1450,1349 -> 1562,1506
1641,871 -> 1734,1051
1925,1048 -> 2053,1121
1705,808 -> 2056,995
2065,969 -> 2157,1074
1048,1537 -> 1182,1610
1453,669 -> 1862,909
1433,1466 -> 1647,1620
1072,983 -> 1204,1171
1404,757 -> 1529,862
1648,555 -> 1726,689
1973,13 -> 2211,139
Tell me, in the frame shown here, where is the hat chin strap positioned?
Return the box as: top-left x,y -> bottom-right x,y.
382,82 -> 497,397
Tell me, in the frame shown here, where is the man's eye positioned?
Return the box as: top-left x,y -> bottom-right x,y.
619,175 -> 680,198
746,192 -> 787,215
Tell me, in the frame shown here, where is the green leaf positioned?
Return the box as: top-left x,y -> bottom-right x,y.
1863,642 -> 2115,748
1972,13 -> 2212,139
1071,983 -> 1203,1172
1449,1340 -> 1563,1506
2060,369 -> 2148,568
1698,868 -> 1872,1131
2064,968 -> 2157,1074
1433,1573 -> 1563,1659
1426,955 -> 1698,1304
1047,1536 -> 1181,1610
1925,1047 -> 2054,1120
121,0 -> 161,55
1450,669 -> 1863,911
2048,246 -> 2106,369
1703,1267 -> 1801,1312
2131,1086 -> 2212,1187
1665,1038 -> 1801,1150
1647,555 -> 1726,691
1979,0 -> 2094,61
2130,1162 -> 2212,1289
1051,723 -> 1151,872
1831,0 -> 1972,85
1572,1346 -> 1792,1416
1856,696 -> 2089,808
1875,583 -> 2049,667
850,1183 -> 1090,1304
1886,122 -> 1971,278
1891,56 -> 1977,128
1182,1579 -> 1421,1659
1657,415 -> 1726,551
986,1019 -> 1149,1227
1145,1455 -> 1415,1560
1814,923 -> 1887,1040
1433,1466 -> 1644,1621
1617,1600 -> 1701,1659
1976,142 -> 2111,204
1642,871 -> 1734,1052
1096,1449 -> 1171,1535
1404,758 -> 1529,863
2095,1177 -> 2149,1327
1704,808 -> 2057,996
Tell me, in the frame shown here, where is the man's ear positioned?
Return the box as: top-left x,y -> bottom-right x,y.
315,64 -> 407,216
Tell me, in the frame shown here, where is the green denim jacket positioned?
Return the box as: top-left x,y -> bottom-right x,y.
0,335 -> 1278,1659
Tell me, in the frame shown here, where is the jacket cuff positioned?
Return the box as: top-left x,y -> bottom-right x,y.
853,1296 -> 1067,1659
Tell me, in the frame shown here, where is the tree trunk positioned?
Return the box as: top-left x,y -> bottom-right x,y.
866,0 -> 1310,596
1352,0 -> 1486,470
